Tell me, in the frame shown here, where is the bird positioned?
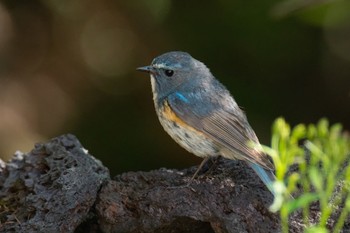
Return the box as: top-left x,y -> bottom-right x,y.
137,51 -> 275,196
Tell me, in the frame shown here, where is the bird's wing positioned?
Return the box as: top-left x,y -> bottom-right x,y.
168,91 -> 273,170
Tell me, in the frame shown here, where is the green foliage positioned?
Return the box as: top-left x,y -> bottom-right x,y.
263,118 -> 350,233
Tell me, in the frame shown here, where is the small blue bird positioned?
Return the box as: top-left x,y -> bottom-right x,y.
137,51 -> 275,196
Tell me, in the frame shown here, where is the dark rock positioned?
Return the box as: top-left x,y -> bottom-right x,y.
96,158 -> 280,233
0,134 -> 110,233
1,134 -> 348,233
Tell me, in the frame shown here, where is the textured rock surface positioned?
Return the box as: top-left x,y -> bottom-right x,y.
0,134 -> 110,233
96,159 -> 281,233
1,134 -> 348,233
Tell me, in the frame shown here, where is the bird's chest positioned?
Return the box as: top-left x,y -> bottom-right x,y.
155,100 -> 218,158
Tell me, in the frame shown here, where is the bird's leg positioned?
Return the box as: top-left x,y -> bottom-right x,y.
204,156 -> 220,175
187,157 -> 210,186
166,157 -> 212,191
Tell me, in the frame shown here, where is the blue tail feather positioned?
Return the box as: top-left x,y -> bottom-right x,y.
248,162 -> 275,197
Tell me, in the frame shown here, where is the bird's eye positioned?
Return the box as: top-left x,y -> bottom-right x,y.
164,69 -> 174,77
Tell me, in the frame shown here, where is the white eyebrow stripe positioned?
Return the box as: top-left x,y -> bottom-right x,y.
153,63 -> 183,69
153,63 -> 168,69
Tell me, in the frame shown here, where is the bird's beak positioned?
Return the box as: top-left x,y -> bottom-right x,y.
136,66 -> 153,73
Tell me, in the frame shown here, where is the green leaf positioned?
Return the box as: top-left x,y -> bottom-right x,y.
267,117 -> 350,233
291,124 -> 306,144
269,181 -> 287,212
305,226 -> 328,233
309,167 -> 323,191
284,193 -> 319,213
317,118 -> 329,138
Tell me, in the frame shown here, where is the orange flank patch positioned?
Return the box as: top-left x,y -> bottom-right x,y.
162,101 -> 200,133
158,100 -> 218,157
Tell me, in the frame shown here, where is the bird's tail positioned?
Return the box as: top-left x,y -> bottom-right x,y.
247,162 -> 276,197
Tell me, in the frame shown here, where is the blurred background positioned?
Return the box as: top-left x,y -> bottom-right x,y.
0,0 -> 349,176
